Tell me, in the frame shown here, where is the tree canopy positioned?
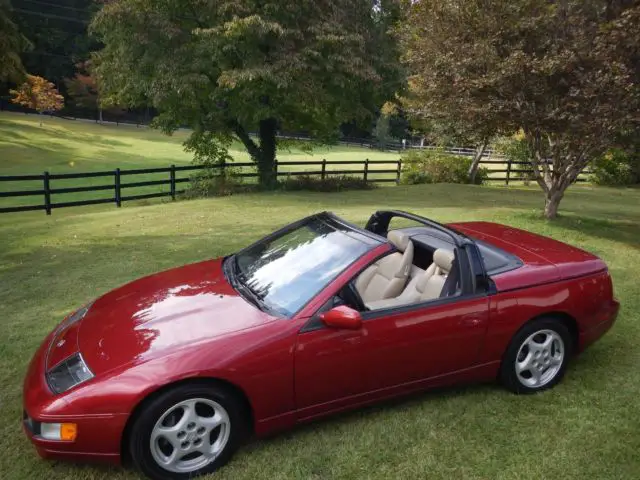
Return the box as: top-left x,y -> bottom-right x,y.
11,0 -> 97,85
402,0 -> 640,218
64,60 -> 124,121
91,0 -> 403,187
0,0 -> 31,83
11,75 -> 64,123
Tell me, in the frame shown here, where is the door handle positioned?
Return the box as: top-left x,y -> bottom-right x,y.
460,314 -> 484,327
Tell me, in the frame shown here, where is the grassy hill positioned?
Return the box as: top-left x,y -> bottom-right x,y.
0,112 -> 398,175
0,112 -> 402,211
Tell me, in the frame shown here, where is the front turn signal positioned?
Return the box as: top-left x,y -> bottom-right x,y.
40,422 -> 77,441
60,423 -> 77,441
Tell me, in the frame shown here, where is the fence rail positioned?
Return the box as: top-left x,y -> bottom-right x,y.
0,157 -> 591,215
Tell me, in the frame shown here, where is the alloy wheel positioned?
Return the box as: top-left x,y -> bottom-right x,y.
149,398 -> 231,474
515,329 -> 565,388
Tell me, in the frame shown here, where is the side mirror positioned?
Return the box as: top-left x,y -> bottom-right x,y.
320,306 -> 362,330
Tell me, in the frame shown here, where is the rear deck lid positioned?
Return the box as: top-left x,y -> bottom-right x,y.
450,222 -> 607,290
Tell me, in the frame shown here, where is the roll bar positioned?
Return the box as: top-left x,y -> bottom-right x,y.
364,210 -> 468,247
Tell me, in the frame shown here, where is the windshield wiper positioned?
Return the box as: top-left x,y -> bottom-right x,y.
223,256 -> 238,288
225,255 -> 284,317
227,255 -> 268,312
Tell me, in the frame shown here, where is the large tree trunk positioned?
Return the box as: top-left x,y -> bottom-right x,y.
468,141 -> 488,183
526,131 -> 592,219
233,118 -> 278,189
544,187 -> 564,219
257,118 -> 278,188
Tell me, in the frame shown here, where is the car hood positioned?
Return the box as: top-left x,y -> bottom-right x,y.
451,222 -> 607,290
74,258 -> 276,375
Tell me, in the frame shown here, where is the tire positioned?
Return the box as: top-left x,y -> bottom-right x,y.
499,317 -> 573,394
128,382 -> 249,480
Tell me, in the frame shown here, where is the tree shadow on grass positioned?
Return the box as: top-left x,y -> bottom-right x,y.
0,120 -> 131,150
90,148 -> 191,167
550,215 -> 640,250
38,115 -> 190,147
257,184 -> 546,212
0,135 -> 97,174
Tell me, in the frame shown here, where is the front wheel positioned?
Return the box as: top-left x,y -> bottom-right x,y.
128,383 -> 248,480
500,318 -> 573,394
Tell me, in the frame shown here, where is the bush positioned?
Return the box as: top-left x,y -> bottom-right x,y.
182,131 -> 252,197
279,174 -> 375,192
400,148 -> 488,185
183,165 -> 249,198
590,149 -> 639,186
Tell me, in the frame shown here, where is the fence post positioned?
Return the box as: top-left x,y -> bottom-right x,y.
396,160 -> 402,185
273,159 -> 278,181
364,158 -> 369,182
505,159 -> 512,186
114,168 -> 121,207
170,164 -> 176,201
43,171 -> 51,215
321,159 -> 326,180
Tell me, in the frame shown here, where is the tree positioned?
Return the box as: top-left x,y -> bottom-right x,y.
402,0 -> 640,218
12,0 -> 97,85
379,101 -> 411,144
0,0 -> 31,83
91,0 -> 403,187
64,60 -> 124,122
10,75 -> 64,124
374,114 -> 392,150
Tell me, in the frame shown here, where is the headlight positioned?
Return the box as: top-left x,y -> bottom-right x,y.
57,301 -> 94,333
46,353 -> 94,394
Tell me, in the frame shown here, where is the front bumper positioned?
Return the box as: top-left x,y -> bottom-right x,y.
22,330 -> 127,465
22,410 -> 127,464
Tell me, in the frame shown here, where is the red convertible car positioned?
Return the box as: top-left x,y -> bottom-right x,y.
23,211 -> 618,480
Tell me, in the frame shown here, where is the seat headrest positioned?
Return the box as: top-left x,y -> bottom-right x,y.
387,230 -> 411,252
433,249 -> 454,272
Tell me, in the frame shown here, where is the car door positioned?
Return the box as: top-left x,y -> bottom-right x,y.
293,284 -> 489,421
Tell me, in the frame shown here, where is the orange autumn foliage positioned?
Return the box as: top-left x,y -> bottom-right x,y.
10,75 -> 64,114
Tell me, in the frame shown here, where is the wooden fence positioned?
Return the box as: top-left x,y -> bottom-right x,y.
0,157 -> 590,215
0,159 -> 401,215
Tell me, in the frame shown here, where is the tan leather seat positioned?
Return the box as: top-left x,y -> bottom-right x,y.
417,248 -> 455,301
355,230 -> 414,303
365,248 -> 455,310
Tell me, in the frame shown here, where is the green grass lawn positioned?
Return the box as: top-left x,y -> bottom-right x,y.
0,111 -> 400,173
1,183 -> 639,479
0,111 -> 401,209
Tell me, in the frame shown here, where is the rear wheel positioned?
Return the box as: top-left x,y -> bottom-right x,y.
500,317 -> 573,394
129,383 -> 248,480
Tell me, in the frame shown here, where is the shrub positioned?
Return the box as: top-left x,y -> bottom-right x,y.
492,134 -> 530,163
183,165 -> 249,198
401,148 -> 488,185
590,149 -> 639,186
279,174 -> 375,192
182,131 -> 251,197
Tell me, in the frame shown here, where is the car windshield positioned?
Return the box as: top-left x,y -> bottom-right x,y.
233,216 -> 380,316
